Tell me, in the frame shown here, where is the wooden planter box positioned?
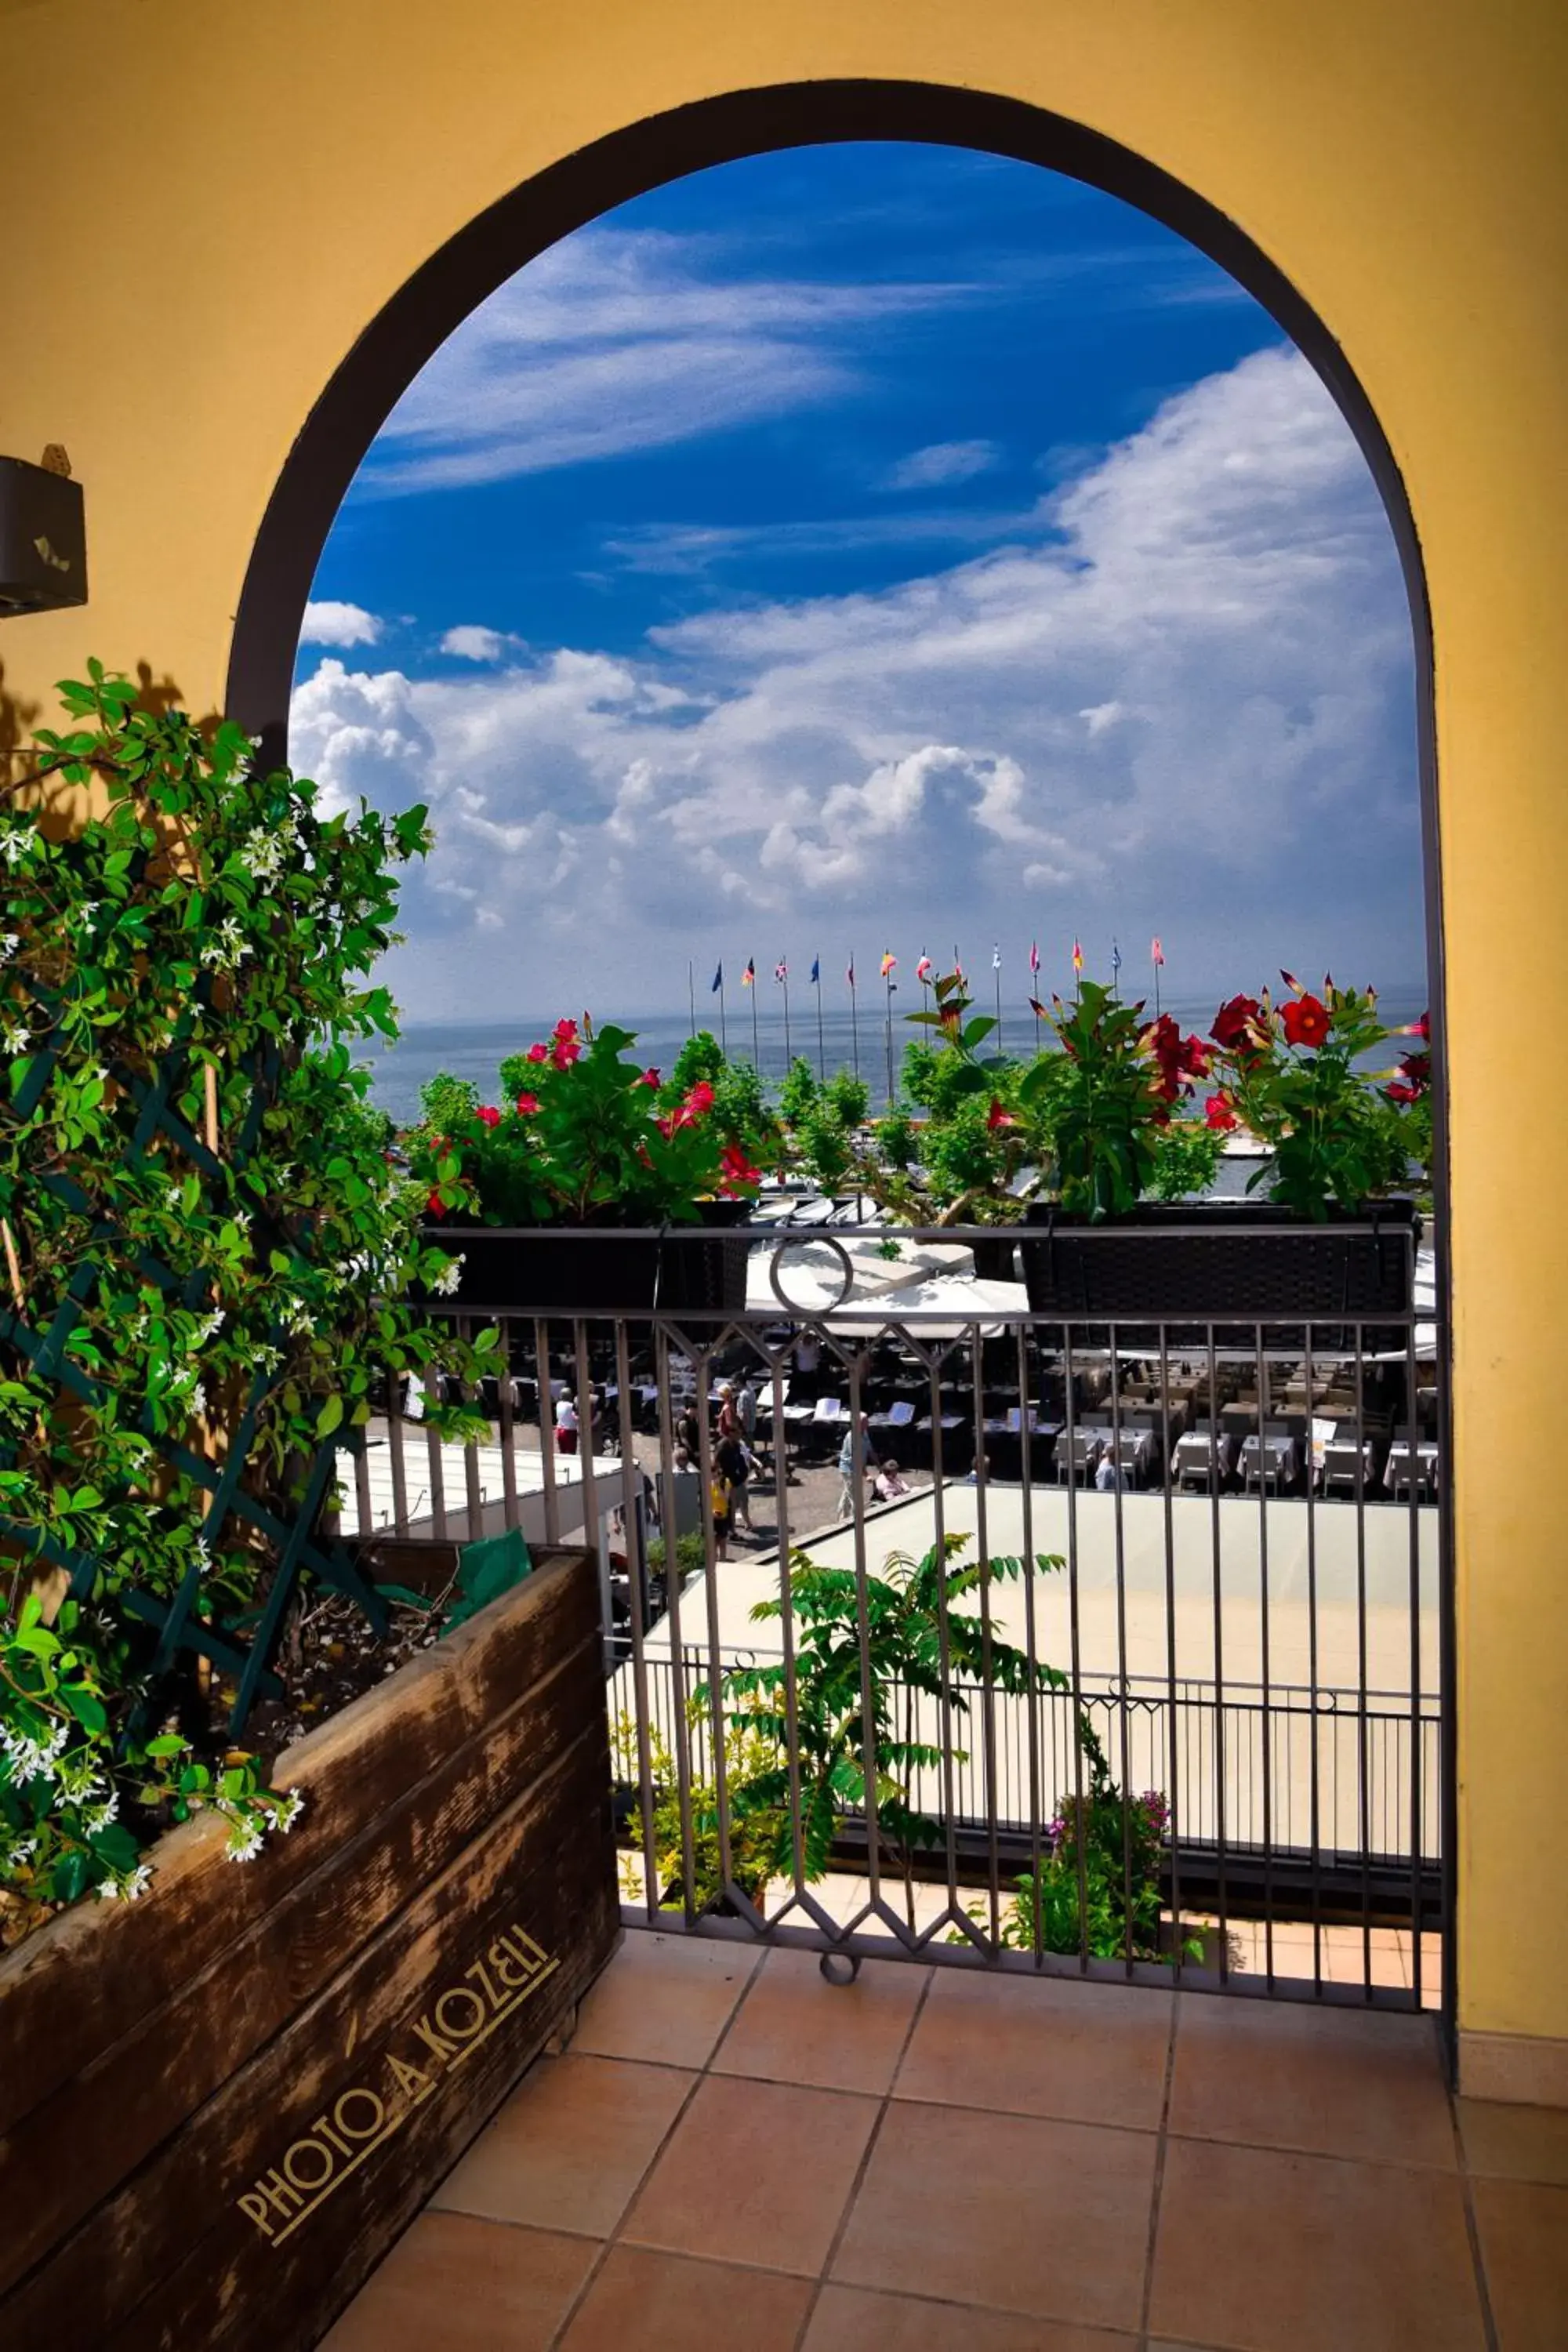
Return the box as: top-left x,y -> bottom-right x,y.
1021,1200 -> 1420,1323
0,1548 -> 618,2352
419,1203 -> 751,1318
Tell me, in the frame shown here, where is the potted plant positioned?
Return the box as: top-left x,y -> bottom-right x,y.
1022,972 -> 1425,1318
409,1018 -> 771,1316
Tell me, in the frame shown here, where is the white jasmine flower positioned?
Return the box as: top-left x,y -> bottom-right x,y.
225,1820 -> 264,1863
430,1254 -> 466,1298
3,1835 -> 38,1868
1,1719 -> 70,1784
0,829 -> 39,866
0,935 -> 18,959
2,1023 -> 28,1055
81,1787 -> 119,1835
272,1789 -> 305,1835
97,1862 -> 152,1900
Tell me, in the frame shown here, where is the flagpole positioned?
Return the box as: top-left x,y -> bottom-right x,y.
750,965 -> 760,1073
1030,943 -> 1041,1053
815,961 -> 826,1083
993,947 -> 1003,1058
848,957 -> 860,1081
884,967 -> 896,1110
718,973 -> 728,1055
782,969 -> 792,1066
688,959 -> 696,1043
1152,945 -> 1162,1020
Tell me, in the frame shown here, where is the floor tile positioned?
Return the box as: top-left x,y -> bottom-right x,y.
1168,1991 -> 1454,2167
832,2100 -> 1156,2332
1149,2137 -> 1485,2351
319,2212 -> 597,2351
557,2244 -> 814,2350
1458,2096 -> 1568,2185
804,2282 -> 1135,2349
430,2053 -> 694,2236
572,1929 -> 760,2068
621,2072 -> 880,2274
894,1966 -> 1172,2131
713,1945 -> 928,2094
1471,2176 -> 1568,2350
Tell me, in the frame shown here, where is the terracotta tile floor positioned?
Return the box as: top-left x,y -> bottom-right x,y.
325,1929 -> 1567,2352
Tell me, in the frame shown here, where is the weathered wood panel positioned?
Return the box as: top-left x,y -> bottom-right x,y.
0,1634 -> 604,2296
0,1549 -> 618,2352
0,1548 -> 594,2132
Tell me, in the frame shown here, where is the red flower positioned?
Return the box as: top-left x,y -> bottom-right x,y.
717,1140 -> 762,1195
476,1105 -> 501,1127
1210,995 -> 1261,1051
1385,1083 -> 1417,1106
1280,993 -> 1330,1048
684,1080 -> 715,1119
1204,1094 -> 1240,1132
515,1091 -> 539,1116
985,1098 -> 1018,1131
549,1017 -> 582,1071
1178,1033 -> 1210,1080
426,1189 -> 445,1217
524,1041 -> 549,1065
637,1066 -> 660,1088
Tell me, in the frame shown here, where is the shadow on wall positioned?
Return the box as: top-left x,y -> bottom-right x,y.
0,655 -> 188,827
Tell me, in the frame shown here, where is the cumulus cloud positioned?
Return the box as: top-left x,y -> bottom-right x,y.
299,601 -> 382,648
884,440 -> 1000,491
440,626 -> 521,662
357,227 -> 982,495
292,347 -> 1422,1016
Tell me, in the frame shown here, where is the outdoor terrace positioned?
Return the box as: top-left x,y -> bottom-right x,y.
323,1926 -> 1566,2350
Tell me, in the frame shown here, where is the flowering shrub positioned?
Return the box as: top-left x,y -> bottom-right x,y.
1,665 -> 484,1924
412,1018 -> 773,1227
1204,975 -> 1421,1217
1025,978 -> 1215,1218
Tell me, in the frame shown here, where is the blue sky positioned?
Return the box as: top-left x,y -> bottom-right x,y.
292,143 -> 1425,1022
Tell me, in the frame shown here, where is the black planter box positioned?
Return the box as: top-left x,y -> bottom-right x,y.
1021,1199 -> 1420,1322
969,1233 -> 1021,1283
419,1203 -> 751,1318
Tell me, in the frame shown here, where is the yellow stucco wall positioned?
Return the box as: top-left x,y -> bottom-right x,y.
2,0 -> 1566,2066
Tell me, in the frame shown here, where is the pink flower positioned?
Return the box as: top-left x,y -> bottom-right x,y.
476,1105 -> 501,1128
426,1189 -> 445,1218
684,1080 -> 715,1119
985,1098 -> 1017,1131
525,1042 -> 549,1065
1204,1093 -> 1240,1132
717,1140 -> 762,1194
637,1067 -> 660,1088
549,1017 -> 582,1071
515,1091 -> 539,1116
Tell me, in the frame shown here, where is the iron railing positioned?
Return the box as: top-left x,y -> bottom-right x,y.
361,1214 -> 1446,2013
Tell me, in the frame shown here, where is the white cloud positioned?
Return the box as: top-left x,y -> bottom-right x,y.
441,626 -> 520,662
299,601 -> 382,648
292,347 -> 1422,1017
357,227 -> 983,495
884,440 -> 1000,491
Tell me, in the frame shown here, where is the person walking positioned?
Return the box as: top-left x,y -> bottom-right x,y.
715,1428 -> 753,1534
554,1392 -> 579,1457
837,1413 -> 869,1519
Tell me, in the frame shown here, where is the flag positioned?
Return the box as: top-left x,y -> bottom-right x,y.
711,960 -> 723,993
916,952 -> 933,983
846,955 -> 855,988
775,957 -> 788,984
742,958 -> 755,987
992,943 -> 1002,972
880,950 -> 897,978
1151,936 -> 1164,967
1112,940 -> 1123,975
810,956 -> 820,985
1029,941 -> 1040,977
1072,939 -> 1083,974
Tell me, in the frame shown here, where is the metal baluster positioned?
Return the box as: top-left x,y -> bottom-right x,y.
1158,1323 -> 1183,1979
969,1322 -> 1001,1950
1305,1322 -> 1323,1992
534,1316 -> 561,1548
496,1316 -> 520,1530
1016,1321 -> 1044,1969
1107,1323 -> 1134,1978
691,1341 -> 738,1909
1062,1325 -> 1091,1973
1406,1296 -> 1425,2009
615,1319 -> 659,1925
766,1338 -> 810,1932
654,1325 -> 697,1919
460,1316 -> 484,1541
1207,1326 -> 1229,1980
1354,1323 -> 1372,1997
387,1367 -> 409,1537
1254,1321 -> 1274,1987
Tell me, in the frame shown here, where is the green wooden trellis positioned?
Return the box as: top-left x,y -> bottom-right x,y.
0,967 -> 389,1739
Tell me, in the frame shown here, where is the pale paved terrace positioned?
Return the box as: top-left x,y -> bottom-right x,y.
325,1929 -> 1567,2351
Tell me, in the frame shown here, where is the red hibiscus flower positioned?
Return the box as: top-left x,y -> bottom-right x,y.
549,1017 -> 582,1071
524,1041 -> 549,1065
476,1105 -> 500,1128
1178,1032 -> 1210,1080
1210,994 -> 1261,1051
515,1091 -> 539,1116
1204,1094 -> 1239,1132
985,1098 -> 1018,1131
1280,993 -> 1330,1048
684,1080 -> 715,1119
717,1140 -> 762,1194
426,1188 -> 445,1217
1385,1083 -> 1417,1106
637,1067 -> 660,1088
